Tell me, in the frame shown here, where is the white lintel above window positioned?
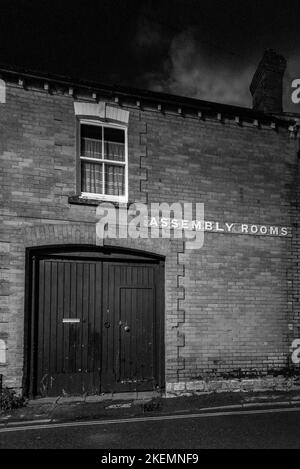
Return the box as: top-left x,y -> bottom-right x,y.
74,101 -> 129,124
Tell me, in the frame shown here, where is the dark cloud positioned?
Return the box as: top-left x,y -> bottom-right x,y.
133,1 -> 300,111
0,0 -> 299,111
135,18 -> 163,48
141,29 -> 255,107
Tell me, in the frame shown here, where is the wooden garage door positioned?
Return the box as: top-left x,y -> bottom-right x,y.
101,262 -> 158,392
32,251 -> 164,397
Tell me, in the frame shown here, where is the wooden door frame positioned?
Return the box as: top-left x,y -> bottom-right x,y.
23,244 -> 165,397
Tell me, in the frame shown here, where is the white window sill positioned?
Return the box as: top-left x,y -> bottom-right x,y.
80,192 -> 127,203
68,194 -> 130,207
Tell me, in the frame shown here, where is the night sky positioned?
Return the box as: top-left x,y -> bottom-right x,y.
0,0 -> 299,111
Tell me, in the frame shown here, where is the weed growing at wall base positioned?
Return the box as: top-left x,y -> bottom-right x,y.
0,387 -> 25,411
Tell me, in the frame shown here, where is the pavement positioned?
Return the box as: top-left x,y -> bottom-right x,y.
1,388 -> 300,428
2,393 -> 300,448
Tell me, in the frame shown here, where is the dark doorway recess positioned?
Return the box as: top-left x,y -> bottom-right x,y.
24,245 -> 165,397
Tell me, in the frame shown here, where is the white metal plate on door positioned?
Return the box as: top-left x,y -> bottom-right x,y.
62,318 -> 80,323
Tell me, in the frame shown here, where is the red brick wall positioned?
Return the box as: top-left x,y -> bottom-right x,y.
0,79 -> 299,392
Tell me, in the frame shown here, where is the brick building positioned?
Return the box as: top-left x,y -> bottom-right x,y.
0,50 -> 300,397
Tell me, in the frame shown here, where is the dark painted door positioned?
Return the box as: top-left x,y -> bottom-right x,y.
101,262 -> 158,392
34,255 -> 163,396
36,259 -> 102,396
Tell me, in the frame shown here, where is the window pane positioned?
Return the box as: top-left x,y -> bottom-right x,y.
81,161 -> 103,194
81,124 -> 102,159
105,164 -> 125,196
104,127 -> 125,161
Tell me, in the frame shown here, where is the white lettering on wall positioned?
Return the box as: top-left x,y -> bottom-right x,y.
205,221 -> 213,231
215,222 -> 224,232
225,223 -> 234,232
270,226 -> 279,236
143,217 -> 290,237
281,227 -> 288,236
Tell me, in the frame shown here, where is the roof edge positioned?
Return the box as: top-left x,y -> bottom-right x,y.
0,62 -> 296,128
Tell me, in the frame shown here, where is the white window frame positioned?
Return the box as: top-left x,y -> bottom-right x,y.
79,118 -> 128,203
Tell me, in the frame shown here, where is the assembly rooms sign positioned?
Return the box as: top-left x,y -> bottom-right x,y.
95,203 -> 291,240
143,218 -> 290,237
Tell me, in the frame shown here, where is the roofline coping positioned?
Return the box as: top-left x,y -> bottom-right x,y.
0,63 -> 297,128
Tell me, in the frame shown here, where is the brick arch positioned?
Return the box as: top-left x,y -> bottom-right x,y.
22,222 -> 172,258
103,236 -> 171,257
23,222 -> 96,247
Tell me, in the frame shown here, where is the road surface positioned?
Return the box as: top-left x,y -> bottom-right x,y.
1,406 -> 300,449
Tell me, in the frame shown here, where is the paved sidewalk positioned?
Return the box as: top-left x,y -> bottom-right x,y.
1,389 -> 300,426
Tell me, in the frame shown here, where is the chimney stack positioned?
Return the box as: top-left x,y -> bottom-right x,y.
250,49 -> 286,114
